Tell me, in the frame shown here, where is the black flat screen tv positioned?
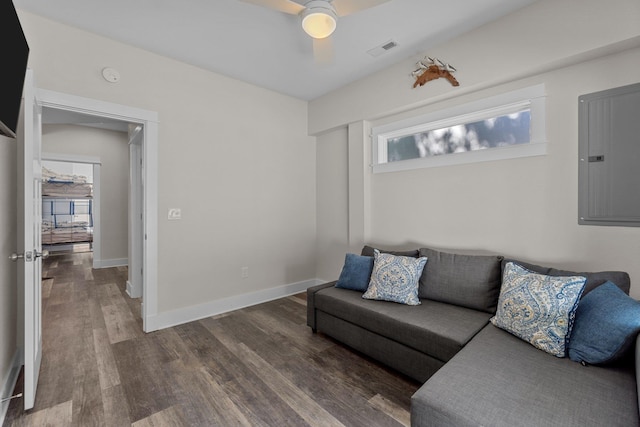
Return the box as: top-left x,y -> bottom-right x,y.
0,1 -> 30,139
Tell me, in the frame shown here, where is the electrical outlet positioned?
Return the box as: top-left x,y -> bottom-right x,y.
168,208 -> 181,220
241,266 -> 249,279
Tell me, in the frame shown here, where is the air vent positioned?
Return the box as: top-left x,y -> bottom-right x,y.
367,40 -> 398,57
382,41 -> 397,50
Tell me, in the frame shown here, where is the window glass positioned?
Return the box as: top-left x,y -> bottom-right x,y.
388,110 -> 530,162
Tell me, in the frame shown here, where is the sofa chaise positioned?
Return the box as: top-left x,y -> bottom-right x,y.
307,246 -> 639,426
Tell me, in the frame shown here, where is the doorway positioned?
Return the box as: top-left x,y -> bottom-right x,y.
36,89 -> 158,332
40,158 -> 97,257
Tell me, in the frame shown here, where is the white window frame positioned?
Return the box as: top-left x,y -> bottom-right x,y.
371,84 -> 547,173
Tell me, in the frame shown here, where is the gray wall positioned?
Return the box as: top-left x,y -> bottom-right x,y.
0,134 -> 17,410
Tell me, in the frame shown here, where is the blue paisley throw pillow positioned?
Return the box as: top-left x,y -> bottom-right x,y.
362,249 -> 427,305
490,262 -> 586,357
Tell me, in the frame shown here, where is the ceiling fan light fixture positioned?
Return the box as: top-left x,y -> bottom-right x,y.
300,2 -> 337,39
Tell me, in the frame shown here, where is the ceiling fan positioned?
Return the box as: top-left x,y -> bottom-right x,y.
238,0 -> 391,62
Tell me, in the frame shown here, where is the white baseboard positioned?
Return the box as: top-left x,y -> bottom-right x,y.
93,258 -> 128,269
0,350 -> 22,425
145,278 -> 324,332
126,280 -> 142,299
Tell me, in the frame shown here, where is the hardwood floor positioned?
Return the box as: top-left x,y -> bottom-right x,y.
4,252 -> 419,427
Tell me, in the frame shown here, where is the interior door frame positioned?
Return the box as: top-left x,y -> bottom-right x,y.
36,89 -> 159,332
127,126 -> 143,299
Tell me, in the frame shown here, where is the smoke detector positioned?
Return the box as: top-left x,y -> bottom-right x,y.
102,67 -> 121,83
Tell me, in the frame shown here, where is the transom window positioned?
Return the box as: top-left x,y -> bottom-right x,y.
372,85 -> 546,173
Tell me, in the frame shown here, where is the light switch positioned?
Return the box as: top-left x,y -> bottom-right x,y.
168,208 -> 181,220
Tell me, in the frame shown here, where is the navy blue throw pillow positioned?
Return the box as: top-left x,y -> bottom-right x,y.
568,281 -> 640,365
335,253 -> 374,292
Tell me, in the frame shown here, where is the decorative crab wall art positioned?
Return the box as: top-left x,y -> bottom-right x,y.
412,57 -> 459,88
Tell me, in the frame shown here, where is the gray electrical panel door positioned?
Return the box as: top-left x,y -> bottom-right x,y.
578,82 -> 640,226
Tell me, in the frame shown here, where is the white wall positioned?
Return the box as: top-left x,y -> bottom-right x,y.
315,126 -> 349,281
312,0 -> 640,297
0,134 -> 17,417
42,124 -> 129,263
17,11 -> 317,315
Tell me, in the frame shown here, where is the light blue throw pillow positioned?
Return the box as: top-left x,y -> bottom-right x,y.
491,262 -> 586,357
335,253 -> 374,292
362,249 -> 427,305
568,281 -> 640,365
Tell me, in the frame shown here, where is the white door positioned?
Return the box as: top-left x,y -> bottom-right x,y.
16,69 -> 44,410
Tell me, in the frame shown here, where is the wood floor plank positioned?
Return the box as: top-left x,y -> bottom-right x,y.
369,394 -> 411,427
96,283 -> 122,307
221,373 -> 310,427
92,328 -> 121,390
44,281 -> 74,307
177,320 -> 310,426
287,294 -> 307,306
87,295 -> 108,331
11,401 -> 72,427
147,328 -> 199,370
41,278 -> 53,300
131,405 -> 188,427
316,343 -> 417,409
166,362 -> 254,427
110,337 -> 176,423
101,300 -> 142,344
33,301 -> 81,410
71,301 -> 106,427
173,322 -> 242,384
231,341 -> 346,427
45,258 -> 59,269
241,306 -> 335,354
101,384 -> 131,427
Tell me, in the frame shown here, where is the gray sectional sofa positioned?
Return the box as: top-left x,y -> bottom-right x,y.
307,246 -> 639,426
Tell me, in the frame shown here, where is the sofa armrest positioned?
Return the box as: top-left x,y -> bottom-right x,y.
307,281 -> 337,332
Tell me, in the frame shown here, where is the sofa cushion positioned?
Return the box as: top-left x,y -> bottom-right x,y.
314,286 -> 492,362
361,245 -> 419,258
490,262 -> 585,357
362,250 -> 427,305
335,253 -> 374,292
502,258 -> 631,296
418,247 -> 503,313
411,324 -> 638,427
568,281 -> 640,365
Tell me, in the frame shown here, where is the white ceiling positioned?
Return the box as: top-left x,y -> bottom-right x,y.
15,0 -> 537,101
